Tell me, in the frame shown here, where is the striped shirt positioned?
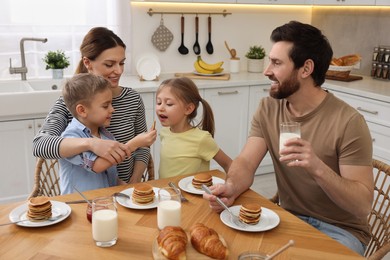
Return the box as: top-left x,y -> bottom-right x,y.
33,87 -> 150,183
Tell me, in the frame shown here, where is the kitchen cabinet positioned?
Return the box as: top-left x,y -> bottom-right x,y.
326,88 -> 390,165
376,0 -> 390,5
236,0 -> 309,4
311,0 -> 375,5
204,86 -> 250,171
0,118 -> 44,204
248,85 -> 275,175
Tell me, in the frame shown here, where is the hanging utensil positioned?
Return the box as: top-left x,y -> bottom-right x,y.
178,15 -> 189,55
151,15 -> 174,52
193,15 -> 201,55
206,16 -> 214,54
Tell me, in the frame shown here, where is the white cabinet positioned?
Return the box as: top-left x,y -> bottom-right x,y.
204,86 -> 250,171
376,0 -> 390,5
248,85 -> 275,175
0,118 -> 44,204
237,0 -> 308,4
311,0 -> 375,5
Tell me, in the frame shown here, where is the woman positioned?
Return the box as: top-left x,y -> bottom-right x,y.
33,27 -> 150,183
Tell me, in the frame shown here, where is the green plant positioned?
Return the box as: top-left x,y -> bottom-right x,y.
245,45 -> 266,59
43,50 -> 70,70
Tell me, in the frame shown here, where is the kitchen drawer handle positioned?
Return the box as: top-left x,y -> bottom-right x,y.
357,107 -> 378,115
217,90 -> 238,95
372,138 -> 376,142
263,88 -> 270,92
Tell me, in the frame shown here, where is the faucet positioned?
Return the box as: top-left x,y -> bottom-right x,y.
9,37 -> 48,80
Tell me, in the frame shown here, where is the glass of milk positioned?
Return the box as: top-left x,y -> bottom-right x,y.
279,122 -> 301,152
92,196 -> 118,247
157,187 -> 181,230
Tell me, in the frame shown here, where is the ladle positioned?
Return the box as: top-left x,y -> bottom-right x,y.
193,15 -> 201,55
205,16 -> 214,54
178,15 -> 189,55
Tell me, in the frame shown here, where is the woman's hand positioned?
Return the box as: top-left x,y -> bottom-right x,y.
90,138 -> 129,165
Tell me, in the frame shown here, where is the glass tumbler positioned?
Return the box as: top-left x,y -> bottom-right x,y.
157,187 -> 181,230
92,196 -> 118,247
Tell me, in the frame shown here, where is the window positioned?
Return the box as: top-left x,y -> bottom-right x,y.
0,0 -> 131,80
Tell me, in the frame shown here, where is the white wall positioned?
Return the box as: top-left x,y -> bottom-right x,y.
130,3 -> 312,75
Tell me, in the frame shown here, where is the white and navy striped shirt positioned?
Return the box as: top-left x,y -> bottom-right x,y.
33,87 -> 150,183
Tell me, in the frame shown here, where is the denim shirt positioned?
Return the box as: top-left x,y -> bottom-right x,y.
59,118 -> 118,194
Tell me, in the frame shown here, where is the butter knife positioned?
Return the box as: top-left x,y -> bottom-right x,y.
168,182 -> 189,202
65,199 -> 92,204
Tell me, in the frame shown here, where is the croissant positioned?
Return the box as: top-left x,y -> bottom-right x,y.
157,226 -> 187,260
190,223 -> 228,260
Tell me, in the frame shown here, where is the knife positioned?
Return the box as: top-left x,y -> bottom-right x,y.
65,199 -> 92,204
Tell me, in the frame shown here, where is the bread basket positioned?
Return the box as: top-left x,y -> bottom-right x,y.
326,65 -> 354,78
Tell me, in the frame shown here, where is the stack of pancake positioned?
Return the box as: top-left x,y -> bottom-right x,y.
27,196 -> 52,221
192,173 -> 213,189
132,183 -> 155,204
239,203 -> 262,225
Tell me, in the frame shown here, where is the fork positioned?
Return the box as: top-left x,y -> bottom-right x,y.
168,182 -> 189,202
112,192 -> 130,200
0,214 -> 64,226
201,184 -> 247,228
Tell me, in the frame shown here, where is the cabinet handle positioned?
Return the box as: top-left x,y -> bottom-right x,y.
263,88 -> 270,92
37,124 -> 42,128
217,90 -> 238,95
28,124 -> 33,129
357,107 -> 378,115
372,138 -> 376,142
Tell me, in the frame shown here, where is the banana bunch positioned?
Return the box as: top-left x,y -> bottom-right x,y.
194,56 -> 224,74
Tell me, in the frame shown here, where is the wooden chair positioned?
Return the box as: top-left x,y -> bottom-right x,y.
365,159 -> 390,260
29,158 -> 61,198
142,154 -> 155,182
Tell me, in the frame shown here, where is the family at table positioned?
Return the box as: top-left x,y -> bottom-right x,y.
31,21 -> 374,256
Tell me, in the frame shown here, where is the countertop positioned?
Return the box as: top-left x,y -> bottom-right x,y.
0,72 -> 389,121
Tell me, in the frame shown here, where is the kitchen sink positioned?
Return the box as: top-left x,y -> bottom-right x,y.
28,79 -> 64,91
0,81 -> 33,94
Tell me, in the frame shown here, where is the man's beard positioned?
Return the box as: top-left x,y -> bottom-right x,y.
270,70 -> 300,99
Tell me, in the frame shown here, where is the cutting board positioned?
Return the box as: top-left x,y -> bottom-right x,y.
174,73 -> 230,81
325,74 -> 363,82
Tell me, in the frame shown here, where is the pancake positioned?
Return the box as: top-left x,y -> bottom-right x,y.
192,173 -> 213,189
239,203 -> 262,225
27,196 -> 52,221
132,183 -> 155,204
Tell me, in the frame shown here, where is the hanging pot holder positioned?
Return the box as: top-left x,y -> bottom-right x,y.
151,16 -> 174,52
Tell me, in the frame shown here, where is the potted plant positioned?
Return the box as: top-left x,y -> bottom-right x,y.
245,45 -> 266,73
43,50 -> 70,79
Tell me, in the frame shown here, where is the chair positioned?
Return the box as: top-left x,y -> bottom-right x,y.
365,159 -> 390,260
142,154 -> 155,182
29,158 -> 61,198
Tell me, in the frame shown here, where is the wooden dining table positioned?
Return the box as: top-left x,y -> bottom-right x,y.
0,170 -> 363,259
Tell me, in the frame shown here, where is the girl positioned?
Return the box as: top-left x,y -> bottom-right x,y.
156,77 -> 232,178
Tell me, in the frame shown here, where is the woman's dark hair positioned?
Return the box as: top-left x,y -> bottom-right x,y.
75,27 -> 126,74
157,77 -> 215,137
270,21 -> 333,86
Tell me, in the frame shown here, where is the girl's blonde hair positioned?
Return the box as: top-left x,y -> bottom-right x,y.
157,77 -> 215,137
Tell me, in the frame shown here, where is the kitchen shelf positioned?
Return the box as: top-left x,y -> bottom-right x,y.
147,8 -> 232,17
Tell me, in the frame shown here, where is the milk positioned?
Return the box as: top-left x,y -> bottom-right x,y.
279,132 -> 300,151
157,200 -> 181,230
92,209 -> 118,243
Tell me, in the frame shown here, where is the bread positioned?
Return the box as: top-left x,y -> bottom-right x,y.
330,54 -> 361,66
27,196 -> 52,221
157,226 -> 187,260
132,183 -> 155,204
192,173 -> 213,189
190,223 -> 228,259
239,203 -> 262,225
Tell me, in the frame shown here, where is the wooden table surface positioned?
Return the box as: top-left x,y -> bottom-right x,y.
0,170 -> 363,259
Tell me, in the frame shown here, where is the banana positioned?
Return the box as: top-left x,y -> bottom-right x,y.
194,60 -> 215,74
197,56 -> 224,71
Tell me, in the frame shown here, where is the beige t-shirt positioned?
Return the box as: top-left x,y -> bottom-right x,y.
249,91 -> 372,244
159,127 -> 219,179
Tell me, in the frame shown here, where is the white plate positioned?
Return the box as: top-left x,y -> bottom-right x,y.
116,187 -> 160,209
178,176 -> 225,195
8,201 -> 71,227
193,71 -> 225,77
220,205 -> 280,232
136,55 -> 161,81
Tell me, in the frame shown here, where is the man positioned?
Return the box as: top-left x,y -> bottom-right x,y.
203,21 -> 373,255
